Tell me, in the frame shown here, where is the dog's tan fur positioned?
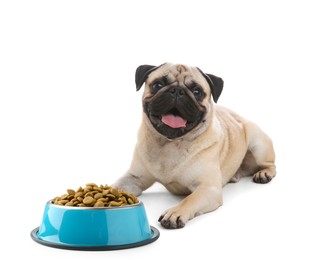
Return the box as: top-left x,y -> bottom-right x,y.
113,63 -> 276,228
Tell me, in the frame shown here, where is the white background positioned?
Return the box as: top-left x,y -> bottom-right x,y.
1,0 -> 331,259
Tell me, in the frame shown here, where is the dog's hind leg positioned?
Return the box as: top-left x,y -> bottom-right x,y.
245,122 -> 277,184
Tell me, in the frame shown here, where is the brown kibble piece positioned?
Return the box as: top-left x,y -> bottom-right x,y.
65,201 -> 74,206
67,189 -> 75,195
94,201 -> 104,207
94,193 -> 103,200
74,191 -> 84,198
110,187 -> 120,197
110,201 -> 123,206
83,196 -> 95,205
102,189 -> 109,195
86,183 -> 97,187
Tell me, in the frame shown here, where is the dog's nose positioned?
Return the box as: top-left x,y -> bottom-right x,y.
169,87 -> 185,97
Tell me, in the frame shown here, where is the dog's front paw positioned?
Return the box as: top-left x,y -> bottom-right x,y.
158,206 -> 189,229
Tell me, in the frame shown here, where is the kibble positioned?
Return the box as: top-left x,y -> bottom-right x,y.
52,183 -> 139,207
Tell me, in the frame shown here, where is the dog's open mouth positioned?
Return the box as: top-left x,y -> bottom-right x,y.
160,108 -> 187,129
147,108 -> 204,139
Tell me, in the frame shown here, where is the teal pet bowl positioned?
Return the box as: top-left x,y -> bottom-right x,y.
31,200 -> 159,250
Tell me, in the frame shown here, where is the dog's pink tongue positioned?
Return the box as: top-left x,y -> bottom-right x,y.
161,114 -> 187,128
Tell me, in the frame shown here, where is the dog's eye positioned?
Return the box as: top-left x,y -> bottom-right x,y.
192,87 -> 202,98
151,81 -> 164,93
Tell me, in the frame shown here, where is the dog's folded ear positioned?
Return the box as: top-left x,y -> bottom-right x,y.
197,68 -> 224,103
135,65 -> 158,91
206,73 -> 224,103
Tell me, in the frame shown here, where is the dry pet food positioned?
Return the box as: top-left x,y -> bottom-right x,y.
52,183 -> 139,207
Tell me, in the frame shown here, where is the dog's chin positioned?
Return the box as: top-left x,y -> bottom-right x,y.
148,111 -> 204,140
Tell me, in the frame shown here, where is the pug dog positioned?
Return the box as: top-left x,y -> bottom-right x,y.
113,63 -> 276,229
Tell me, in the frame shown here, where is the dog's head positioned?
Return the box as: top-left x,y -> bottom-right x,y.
136,63 -> 224,140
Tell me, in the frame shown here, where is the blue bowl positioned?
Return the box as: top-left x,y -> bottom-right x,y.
31,200 -> 159,250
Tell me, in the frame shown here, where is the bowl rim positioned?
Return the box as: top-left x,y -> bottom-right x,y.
47,199 -> 143,210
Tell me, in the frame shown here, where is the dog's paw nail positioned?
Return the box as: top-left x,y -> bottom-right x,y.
160,219 -> 171,229
158,215 -> 164,222
176,217 -> 185,228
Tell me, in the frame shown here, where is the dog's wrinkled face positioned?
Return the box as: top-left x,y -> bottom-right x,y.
135,63 -> 224,139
